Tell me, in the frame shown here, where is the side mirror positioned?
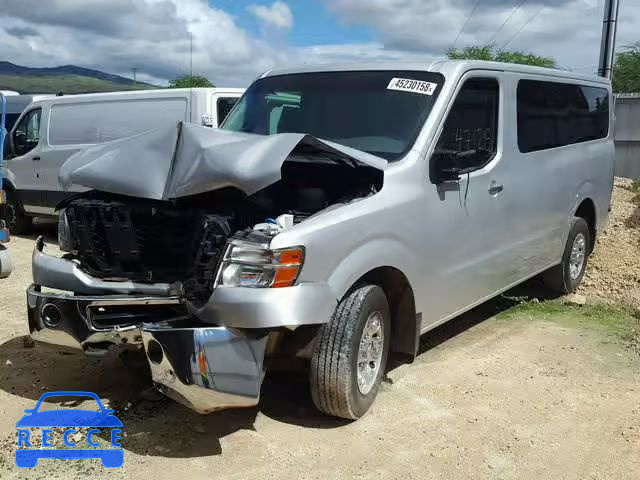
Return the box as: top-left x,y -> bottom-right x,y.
430,149 -> 479,184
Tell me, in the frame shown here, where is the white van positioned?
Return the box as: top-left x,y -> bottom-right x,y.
2,87 -> 244,232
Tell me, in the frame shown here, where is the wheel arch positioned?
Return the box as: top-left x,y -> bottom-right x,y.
358,266 -> 420,362
574,197 -> 596,252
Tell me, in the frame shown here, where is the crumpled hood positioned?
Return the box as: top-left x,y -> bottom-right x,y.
59,122 -> 387,200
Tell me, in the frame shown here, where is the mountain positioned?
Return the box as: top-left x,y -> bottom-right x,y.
0,61 -> 158,94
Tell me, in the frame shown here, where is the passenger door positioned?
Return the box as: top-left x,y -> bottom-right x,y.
7,108 -> 45,212
422,73 -> 515,325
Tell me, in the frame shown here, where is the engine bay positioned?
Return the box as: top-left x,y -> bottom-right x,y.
59,156 -> 383,303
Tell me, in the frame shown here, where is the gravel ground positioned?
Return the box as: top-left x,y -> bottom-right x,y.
579,177 -> 640,309
0,185 -> 639,479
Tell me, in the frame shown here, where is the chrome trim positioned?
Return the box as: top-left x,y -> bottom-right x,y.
357,311 -> 384,395
32,237 -> 174,295
27,285 -> 176,355
86,298 -> 182,308
141,324 -> 269,413
569,233 -> 587,280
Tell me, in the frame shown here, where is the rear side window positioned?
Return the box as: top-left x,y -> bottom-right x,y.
48,98 -> 188,146
517,80 -> 609,153
216,97 -> 238,125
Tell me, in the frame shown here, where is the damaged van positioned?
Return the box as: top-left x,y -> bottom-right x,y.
27,61 -> 614,419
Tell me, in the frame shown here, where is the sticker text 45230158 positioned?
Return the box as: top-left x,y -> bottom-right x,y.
387,78 -> 438,96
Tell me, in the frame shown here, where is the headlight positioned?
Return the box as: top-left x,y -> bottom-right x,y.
57,209 -> 76,253
216,240 -> 304,288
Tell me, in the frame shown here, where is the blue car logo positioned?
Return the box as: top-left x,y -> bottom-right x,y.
15,391 -> 123,468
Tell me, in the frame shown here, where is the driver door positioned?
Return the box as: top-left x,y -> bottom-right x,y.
420,73 -> 516,325
7,108 -> 44,211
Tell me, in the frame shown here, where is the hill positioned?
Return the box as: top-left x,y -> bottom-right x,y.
0,61 -> 158,94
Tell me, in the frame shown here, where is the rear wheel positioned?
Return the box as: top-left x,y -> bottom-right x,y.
543,217 -> 591,294
310,284 -> 390,419
1,190 -> 32,234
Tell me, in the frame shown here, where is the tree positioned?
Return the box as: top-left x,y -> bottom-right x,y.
612,42 -> 640,93
169,74 -> 215,88
446,45 -> 556,68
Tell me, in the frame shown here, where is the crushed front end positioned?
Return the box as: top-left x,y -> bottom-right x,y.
28,193 -> 330,413
27,124 -> 384,413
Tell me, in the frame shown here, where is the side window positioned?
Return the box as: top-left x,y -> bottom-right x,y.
430,78 -> 499,183
517,80 -> 609,153
216,97 -> 239,125
12,108 -> 42,156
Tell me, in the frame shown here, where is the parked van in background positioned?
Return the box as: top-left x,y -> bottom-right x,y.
1,87 -> 244,232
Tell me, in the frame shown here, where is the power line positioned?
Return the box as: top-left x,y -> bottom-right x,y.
486,0 -> 528,45
451,0 -> 482,49
500,5 -> 544,50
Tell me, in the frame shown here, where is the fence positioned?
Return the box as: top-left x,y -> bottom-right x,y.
615,93 -> 640,180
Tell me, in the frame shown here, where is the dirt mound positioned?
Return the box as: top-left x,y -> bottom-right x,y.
579,177 -> 640,309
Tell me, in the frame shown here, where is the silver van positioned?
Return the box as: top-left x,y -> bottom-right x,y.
2,88 -> 243,232
27,61 -> 614,419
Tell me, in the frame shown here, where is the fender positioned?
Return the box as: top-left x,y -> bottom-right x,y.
326,237 -> 419,301
2,170 -> 16,191
563,180 -> 597,244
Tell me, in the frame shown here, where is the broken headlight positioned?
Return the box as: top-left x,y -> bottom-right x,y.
216,240 -> 304,288
57,209 -> 77,253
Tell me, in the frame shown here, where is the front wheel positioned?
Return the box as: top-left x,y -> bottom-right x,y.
543,217 -> 591,294
310,284 -> 390,420
1,190 -> 32,234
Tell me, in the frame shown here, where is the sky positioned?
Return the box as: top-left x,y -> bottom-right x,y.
0,0 -> 637,87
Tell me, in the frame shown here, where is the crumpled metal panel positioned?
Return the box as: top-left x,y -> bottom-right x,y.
59,122 -> 386,200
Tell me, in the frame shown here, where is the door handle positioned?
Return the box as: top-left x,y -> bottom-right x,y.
32,156 -> 41,161
488,184 -> 503,195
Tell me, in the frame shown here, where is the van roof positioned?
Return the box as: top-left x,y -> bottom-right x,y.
29,87 -> 245,106
262,60 -> 610,85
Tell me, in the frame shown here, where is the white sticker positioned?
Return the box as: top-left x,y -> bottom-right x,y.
387,78 -> 437,96
201,113 -> 215,127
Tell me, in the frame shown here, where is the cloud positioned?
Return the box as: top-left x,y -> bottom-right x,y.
0,0 -> 290,87
325,0 -> 640,75
0,0 -> 637,89
247,1 -> 294,30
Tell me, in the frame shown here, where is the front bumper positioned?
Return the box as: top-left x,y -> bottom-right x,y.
32,237 -> 336,328
27,286 -> 268,412
142,324 -> 268,413
28,239 -> 333,412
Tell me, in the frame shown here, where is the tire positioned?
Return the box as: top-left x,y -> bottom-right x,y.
310,284 -> 390,420
543,217 -> 591,294
0,245 -> 13,278
1,190 -> 32,234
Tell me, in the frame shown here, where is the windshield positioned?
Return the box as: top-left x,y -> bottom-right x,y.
222,70 -> 444,161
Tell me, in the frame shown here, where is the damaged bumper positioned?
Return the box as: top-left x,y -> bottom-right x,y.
28,240 -> 334,412
142,325 -> 268,413
27,285 -> 267,412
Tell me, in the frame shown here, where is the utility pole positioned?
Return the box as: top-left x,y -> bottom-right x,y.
132,67 -> 138,86
598,0 -> 620,79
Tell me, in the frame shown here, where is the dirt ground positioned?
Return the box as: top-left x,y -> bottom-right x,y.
0,182 -> 639,479
579,177 -> 640,309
